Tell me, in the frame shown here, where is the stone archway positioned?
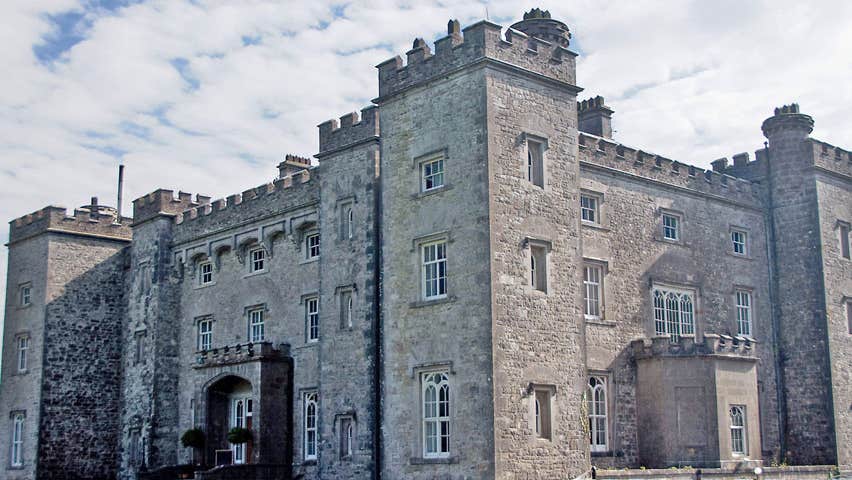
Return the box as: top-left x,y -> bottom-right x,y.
205,375 -> 253,466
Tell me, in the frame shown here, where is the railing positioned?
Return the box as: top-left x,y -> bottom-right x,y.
194,463 -> 291,480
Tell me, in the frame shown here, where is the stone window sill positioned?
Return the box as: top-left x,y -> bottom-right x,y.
410,456 -> 457,465
591,451 -> 615,458
726,251 -> 753,261
300,257 -> 320,266
581,222 -> 610,232
243,269 -> 268,279
302,459 -> 317,466
193,281 -> 217,290
586,318 -> 616,327
409,296 -> 456,309
414,184 -> 453,199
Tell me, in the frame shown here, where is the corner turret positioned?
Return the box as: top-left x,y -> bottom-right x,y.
509,8 -> 572,48
761,103 -> 814,141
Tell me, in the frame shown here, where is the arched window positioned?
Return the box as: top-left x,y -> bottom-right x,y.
534,397 -> 542,435
304,392 -> 318,460
588,376 -> 608,452
530,255 -> 537,288
422,372 -> 450,458
347,296 -> 353,328
347,208 -> 354,239
730,405 -> 746,455
652,287 -> 695,341
11,413 -> 24,467
347,423 -> 353,456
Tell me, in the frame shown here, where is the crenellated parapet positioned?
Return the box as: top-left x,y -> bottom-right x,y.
810,138 -> 852,179
578,132 -> 762,206
376,16 -> 578,99
132,189 -> 210,226
9,202 -> 132,245
317,106 -> 379,156
631,333 -> 757,360
174,169 -> 317,235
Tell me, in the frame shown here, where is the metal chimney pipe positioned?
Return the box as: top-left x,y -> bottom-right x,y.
117,164 -> 125,221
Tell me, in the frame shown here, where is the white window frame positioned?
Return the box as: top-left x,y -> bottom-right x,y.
347,208 -> 354,240
588,376 -> 609,452
339,417 -> 354,459
735,290 -> 753,337
248,308 -> 264,343
580,193 -> 600,225
306,297 -> 319,342
731,229 -> 748,256
421,371 -> 451,458
662,213 -> 680,241
652,285 -> 696,341
199,261 -> 214,285
11,413 -> 24,467
197,318 -> 213,351
19,284 -> 31,307
249,246 -> 266,273
306,233 -> 320,259
730,405 -> 747,455
304,392 -> 318,461
583,263 -> 604,320
421,156 -> 445,192
16,336 -> 29,372
421,241 -> 447,300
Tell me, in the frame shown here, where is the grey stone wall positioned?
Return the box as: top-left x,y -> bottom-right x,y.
760,110 -> 836,465
378,64 -> 495,478
37,234 -> 128,479
485,67 -> 588,477
0,234 -> 49,480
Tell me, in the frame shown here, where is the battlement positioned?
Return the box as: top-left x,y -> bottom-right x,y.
376,15 -> 578,99
810,138 -> 852,178
174,168 -> 315,227
9,202 -> 132,245
631,333 -> 757,360
317,106 -> 379,156
762,102 -> 814,139
579,132 -> 762,206
132,189 -> 211,225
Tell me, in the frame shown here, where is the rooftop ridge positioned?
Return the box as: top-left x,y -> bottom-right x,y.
376,17 -> 577,99
317,106 -> 379,155
9,204 -> 132,244
175,168 -> 315,226
578,132 -> 762,205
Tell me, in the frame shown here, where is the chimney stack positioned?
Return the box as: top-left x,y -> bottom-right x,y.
578,96 -> 614,138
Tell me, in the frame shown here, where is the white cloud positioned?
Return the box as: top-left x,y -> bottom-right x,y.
1,0 -> 850,335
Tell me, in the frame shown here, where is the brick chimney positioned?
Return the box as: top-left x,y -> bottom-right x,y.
278,154 -> 312,178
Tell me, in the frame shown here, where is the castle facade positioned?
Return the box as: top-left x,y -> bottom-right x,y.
1,10 -> 851,480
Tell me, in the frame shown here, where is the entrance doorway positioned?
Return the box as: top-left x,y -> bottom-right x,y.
206,375 -> 253,465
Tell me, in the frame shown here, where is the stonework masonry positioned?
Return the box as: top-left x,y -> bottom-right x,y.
0,10 -> 850,480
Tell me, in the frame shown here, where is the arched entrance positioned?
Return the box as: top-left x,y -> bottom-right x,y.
205,375 -> 254,466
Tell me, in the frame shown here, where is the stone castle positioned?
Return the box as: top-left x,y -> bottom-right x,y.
1,9 -> 850,480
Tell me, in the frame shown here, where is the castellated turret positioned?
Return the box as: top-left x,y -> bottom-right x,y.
509,7 -> 572,48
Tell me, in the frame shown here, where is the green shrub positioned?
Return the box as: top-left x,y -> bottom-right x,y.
227,427 -> 252,445
180,428 -> 205,449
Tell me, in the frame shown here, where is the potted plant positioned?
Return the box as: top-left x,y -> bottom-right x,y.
227,427 -> 252,445
180,428 -> 205,465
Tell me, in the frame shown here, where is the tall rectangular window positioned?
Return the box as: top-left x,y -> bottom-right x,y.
19,285 -> 31,307
730,405 -> 747,455
248,309 -> 264,343
339,417 -> 354,459
11,413 -> 24,467
340,290 -> 353,329
197,318 -> 213,351
736,290 -> 753,337
133,332 -> 145,365
304,392 -> 318,461
533,389 -> 552,440
422,241 -> 447,300
731,230 -> 747,256
306,233 -> 320,259
306,297 -> 319,342
422,371 -> 450,458
527,139 -> 544,187
662,213 -> 680,241
199,261 -> 213,285
840,223 -> 851,259
580,195 -> 599,224
249,247 -> 265,273
846,300 -> 852,335
530,245 -> 548,293
17,336 -> 29,372
421,157 -> 445,192
583,264 -> 603,319
653,286 -> 695,341
129,429 -> 142,466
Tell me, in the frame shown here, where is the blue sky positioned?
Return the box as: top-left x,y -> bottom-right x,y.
1,0 -> 851,336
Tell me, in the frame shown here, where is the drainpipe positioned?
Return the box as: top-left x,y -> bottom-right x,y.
762,141 -> 787,461
371,146 -> 383,480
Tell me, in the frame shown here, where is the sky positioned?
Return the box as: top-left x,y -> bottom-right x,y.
1,0 -> 851,334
